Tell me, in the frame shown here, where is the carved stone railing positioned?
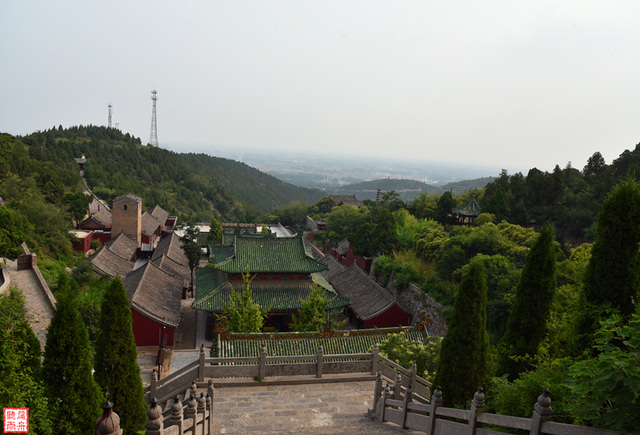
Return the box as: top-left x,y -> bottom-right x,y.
144,344 -> 432,406
370,383 -> 632,435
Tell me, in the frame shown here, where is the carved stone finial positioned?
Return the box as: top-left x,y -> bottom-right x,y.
96,401 -> 121,435
199,344 -> 205,356
207,379 -> 214,398
405,386 -> 413,402
151,368 -> 157,382
197,392 -> 206,412
260,345 -> 267,356
433,385 -> 443,405
171,395 -> 183,417
190,381 -> 197,397
145,398 -> 162,431
473,387 -> 485,407
317,344 -> 323,354
535,388 -> 553,417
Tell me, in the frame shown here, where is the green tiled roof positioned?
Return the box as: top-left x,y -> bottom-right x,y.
216,237 -> 329,274
453,196 -> 482,217
193,268 -> 350,313
217,328 -> 429,358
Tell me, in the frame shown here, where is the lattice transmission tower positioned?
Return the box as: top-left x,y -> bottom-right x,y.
108,103 -> 112,128
149,89 -> 158,146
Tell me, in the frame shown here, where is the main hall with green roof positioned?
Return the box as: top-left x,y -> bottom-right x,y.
193,235 -> 351,336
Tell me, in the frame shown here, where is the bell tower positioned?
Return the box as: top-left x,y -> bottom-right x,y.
112,193 -> 142,246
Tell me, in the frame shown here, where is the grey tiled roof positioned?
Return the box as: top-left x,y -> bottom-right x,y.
123,261 -> 182,327
104,232 -> 137,261
141,211 -> 161,237
90,245 -> 134,279
113,193 -> 142,204
152,233 -> 189,267
320,254 -> 346,281
152,254 -> 190,288
330,195 -> 364,207
330,264 -> 404,321
82,209 -> 112,228
147,204 -> 169,226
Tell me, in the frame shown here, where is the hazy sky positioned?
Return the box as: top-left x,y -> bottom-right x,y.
2,1 -> 640,173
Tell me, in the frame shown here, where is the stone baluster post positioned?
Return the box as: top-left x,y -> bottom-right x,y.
206,394 -> 213,435
145,398 -> 163,435
467,387 -> 485,435
393,371 -> 402,400
186,384 -> 198,435
259,345 -> 267,380
197,393 -> 206,433
149,369 -> 158,402
410,362 -> 417,393
402,386 -> 413,429
198,344 -> 206,382
96,401 -> 122,435
380,384 -> 391,423
169,395 -> 183,433
372,371 -> 383,417
371,343 -> 379,374
207,379 -> 214,400
530,388 -> 552,435
316,345 -> 324,378
428,386 -> 443,435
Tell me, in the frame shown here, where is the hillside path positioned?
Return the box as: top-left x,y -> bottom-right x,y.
4,259 -> 54,349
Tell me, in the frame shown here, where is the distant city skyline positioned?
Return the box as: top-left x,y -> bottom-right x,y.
2,1 -> 640,173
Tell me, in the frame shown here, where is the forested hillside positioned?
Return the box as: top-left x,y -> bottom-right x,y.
17,126 -> 253,222
178,153 -> 325,213
326,177 -> 495,201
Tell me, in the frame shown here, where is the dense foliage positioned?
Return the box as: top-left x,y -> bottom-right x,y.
289,284 -> 343,332
0,288 -> 53,434
433,260 -> 490,407
222,270 -> 269,333
94,277 -> 146,435
42,275 -> 104,435
579,178 -> 640,347
498,223 -> 557,380
179,153 -> 325,213
377,332 -> 442,383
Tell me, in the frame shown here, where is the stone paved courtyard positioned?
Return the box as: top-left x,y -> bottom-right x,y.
211,381 -> 419,434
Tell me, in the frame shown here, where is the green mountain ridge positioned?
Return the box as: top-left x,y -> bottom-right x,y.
326,177 -> 495,201
178,153 -> 325,214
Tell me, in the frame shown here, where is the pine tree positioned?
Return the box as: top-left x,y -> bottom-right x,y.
290,284 -> 344,332
579,178 -> 640,346
207,214 -> 223,242
222,268 -> 269,332
433,260 -> 490,407
94,277 -> 146,435
43,275 -> 103,435
497,223 -> 557,380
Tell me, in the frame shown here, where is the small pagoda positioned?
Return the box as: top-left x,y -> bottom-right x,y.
193,235 -> 350,337
452,195 -> 482,225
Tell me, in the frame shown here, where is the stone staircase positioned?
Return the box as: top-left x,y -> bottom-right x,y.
156,379 -> 416,434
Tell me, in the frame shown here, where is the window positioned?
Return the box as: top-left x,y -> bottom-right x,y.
124,204 -> 128,211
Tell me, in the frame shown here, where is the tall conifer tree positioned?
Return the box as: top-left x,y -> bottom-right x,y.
43,275 -> 103,435
433,260 -> 490,407
579,178 -> 640,347
497,223 -> 557,380
94,276 -> 146,435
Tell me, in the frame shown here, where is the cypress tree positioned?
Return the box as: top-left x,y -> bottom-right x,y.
497,223 -> 557,380
94,276 -> 146,435
433,260 -> 490,407
579,178 -> 640,346
43,275 -> 103,435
